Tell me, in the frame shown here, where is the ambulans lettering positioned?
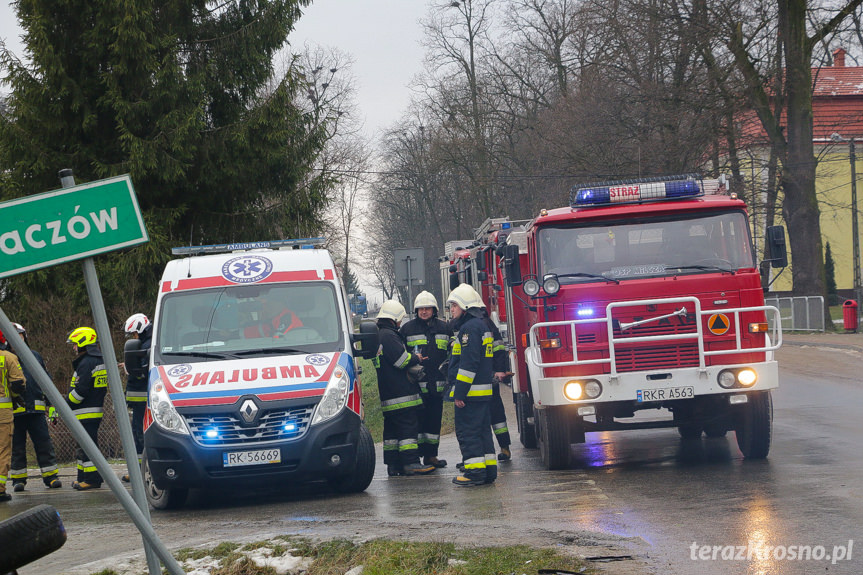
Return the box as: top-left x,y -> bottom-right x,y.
165,360 -> 330,390
192,372 -> 208,386
243,369 -> 257,381
304,365 -> 320,378
175,374 -> 192,388
262,367 -> 276,379
280,365 -> 300,378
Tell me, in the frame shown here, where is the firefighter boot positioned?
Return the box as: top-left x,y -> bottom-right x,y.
403,462 -> 437,476
387,465 -> 404,477
0,492 -> 10,502
12,482 -> 24,492
498,447 -> 512,461
72,481 -> 101,491
424,456 -> 447,468
47,479 -> 62,489
452,474 -> 486,487
121,474 -> 131,483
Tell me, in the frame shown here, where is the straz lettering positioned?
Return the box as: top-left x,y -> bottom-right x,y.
609,185 -> 640,202
172,363 -> 323,388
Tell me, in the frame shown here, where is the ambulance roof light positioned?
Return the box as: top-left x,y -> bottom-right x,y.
569,174 -> 728,208
172,237 -> 326,256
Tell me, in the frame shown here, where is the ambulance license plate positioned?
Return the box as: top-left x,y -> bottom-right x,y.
222,448 -> 281,467
636,386 -> 694,402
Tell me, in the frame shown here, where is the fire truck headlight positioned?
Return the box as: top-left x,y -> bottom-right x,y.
737,368 -> 757,387
718,370 -> 737,389
312,367 -> 350,426
542,275 -> 560,295
584,380 -> 602,398
563,381 -> 583,401
149,380 -> 190,435
523,278 -> 540,296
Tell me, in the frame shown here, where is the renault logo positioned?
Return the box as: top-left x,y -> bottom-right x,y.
239,399 -> 259,423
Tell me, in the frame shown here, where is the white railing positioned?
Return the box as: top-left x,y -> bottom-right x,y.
526,296 -> 782,378
764,296 -> 825,332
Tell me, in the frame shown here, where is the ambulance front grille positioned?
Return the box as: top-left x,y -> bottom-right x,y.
185,405 -> 314,447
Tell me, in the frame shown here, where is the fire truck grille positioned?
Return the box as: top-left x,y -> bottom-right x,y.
185,405 -> 314,447
614,343 -> 700,372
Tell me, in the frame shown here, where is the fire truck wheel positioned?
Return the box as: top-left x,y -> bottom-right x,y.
0,504 -> 66,573
735,391 -> 772,459
329,423 -> 376,494
516,393 -> 537,449
537,407 -> 571,470
142,450 -> 189,510
703,424 -> 728,438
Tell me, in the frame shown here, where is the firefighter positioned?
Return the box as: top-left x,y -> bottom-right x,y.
0,330 -> 26,502
374,300 -> 436,477
9,323 -> 62,490
66,327 -> 107,490
478,304 -> 513,461
121,313 -> 151,483
400,291 -> 450,468
447,284 -> 497,487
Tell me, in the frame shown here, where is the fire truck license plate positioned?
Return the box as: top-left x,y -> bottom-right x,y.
223,449 -> 281,467
637,386 -> 694,402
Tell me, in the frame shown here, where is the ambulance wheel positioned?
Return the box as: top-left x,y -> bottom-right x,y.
735,391 -> 772,459
329,423 -> 375,494
537,406 -> 571,470
516,393 -> 537,449
142,450 -> 188,510
0,504 -> 66,573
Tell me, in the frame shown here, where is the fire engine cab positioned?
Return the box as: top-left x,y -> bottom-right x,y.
135,238 -> 379,508
447,175 -> 787,469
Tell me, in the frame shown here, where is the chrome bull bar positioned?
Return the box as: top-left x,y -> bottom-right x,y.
526,296 -> 782,378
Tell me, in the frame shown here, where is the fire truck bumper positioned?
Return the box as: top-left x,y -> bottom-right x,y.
532,360 -> 779,407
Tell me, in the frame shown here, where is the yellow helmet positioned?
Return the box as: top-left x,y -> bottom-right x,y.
413,291 -> 438,311
447,283 -> 483,311
67,327 -> 97,347
377,300 -> 407,323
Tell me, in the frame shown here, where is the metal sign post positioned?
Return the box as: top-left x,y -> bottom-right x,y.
395,248 -> 425,314
0,170 -> 182,574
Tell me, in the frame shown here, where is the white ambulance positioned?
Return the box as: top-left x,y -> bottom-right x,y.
137,238 -> 378,509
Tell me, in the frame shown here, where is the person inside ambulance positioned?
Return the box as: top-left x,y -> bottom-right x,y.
243,291 -> 304,339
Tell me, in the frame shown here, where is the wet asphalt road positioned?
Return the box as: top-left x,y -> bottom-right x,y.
5,337 -> 863,575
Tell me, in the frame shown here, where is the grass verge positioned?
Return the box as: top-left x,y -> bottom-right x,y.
160,536 -> 593,575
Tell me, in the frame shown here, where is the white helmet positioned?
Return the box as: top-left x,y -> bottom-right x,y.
413,291 -> 438,311
11,322 -> 25,335
124,313 -> 151,334
447,283 -> 483,311
377,300 -> 407,323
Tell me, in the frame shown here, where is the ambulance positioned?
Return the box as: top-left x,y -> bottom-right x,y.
136,238 -> 378,509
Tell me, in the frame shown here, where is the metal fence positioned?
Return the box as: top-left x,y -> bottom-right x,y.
765,296 -> 826,332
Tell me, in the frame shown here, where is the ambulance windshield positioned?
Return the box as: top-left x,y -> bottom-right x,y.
538,210 -> 755,283
155,282 -> 343,362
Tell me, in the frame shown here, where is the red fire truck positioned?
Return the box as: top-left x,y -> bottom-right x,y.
445,175 -> 787,469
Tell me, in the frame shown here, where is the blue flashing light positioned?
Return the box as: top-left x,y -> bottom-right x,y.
576,307 -> 595,318
205,429 -> 219,439
570,174 -> 706,208
501,222 -> 512,229
284,423 -> 297,432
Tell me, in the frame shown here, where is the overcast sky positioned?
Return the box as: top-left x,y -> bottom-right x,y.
0,0 -> 432,136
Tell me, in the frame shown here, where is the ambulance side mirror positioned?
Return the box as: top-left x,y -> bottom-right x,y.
123,339 -> 148,379
352,321 -> 380,360
765,225 -> 787,268
503,245 -> 522,286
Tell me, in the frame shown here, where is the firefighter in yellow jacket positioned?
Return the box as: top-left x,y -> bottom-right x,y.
0,329 -> 26,502
66,327 -> 108,490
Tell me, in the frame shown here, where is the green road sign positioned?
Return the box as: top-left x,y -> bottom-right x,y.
0,175 -> 148,278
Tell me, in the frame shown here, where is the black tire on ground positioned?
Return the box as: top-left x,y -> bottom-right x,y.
142,449 -> 189,510
329,423 -> 376,494
537,406 -> 571,470
703,424 -> 728,438
0,504 -> 67,573
735,391 -> 773,459
677,425 -> 703,440
516,392 -> 537,449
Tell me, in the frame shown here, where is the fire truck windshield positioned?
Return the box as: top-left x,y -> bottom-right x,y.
538,210 -> 755,283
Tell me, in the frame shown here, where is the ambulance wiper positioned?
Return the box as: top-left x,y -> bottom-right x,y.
669,265 -> 736,275
233,347 -> 306,356
556,272 -> 620,285
167,350 -> 236,359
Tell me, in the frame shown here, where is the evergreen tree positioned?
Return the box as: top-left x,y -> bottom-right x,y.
342,264 -> 361,296
825,242 -> 838,305
0,0 -> 326,319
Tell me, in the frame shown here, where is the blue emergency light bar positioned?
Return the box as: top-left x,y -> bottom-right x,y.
569,174 -> 712,208
172,237 -> 326,256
